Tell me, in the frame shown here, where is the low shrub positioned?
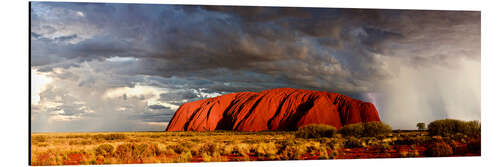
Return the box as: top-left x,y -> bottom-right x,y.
428,119 -> 480,137
318,147 -> 330,159
278,144 -> 307,160
340,123 -> 364,137
93,133 -> 127,141
168,144 -> 187,154
395,136 -> 430,145
303,141 -> 321,153
463,121 -> 481,137
295,124 -> 337,139
344,136 -> 364,148
114,143 -> 133,160
95,144 -> 114,157
173,151 -> 192,163
363,137 -> 378,145
234,143 -> 250,156
32,136 -> 47,143
134,143 -> 160,158
164,148 -> 176,155
199,142 -> 218,155
425,142 -> 453,157
221,144 -> 234,155
252,142 -> 278,158
363,122 -> 392,137
113,143 -> 159,161
325,138 -> 342,150
181,141 -> 195,150
340,122 -> 392,137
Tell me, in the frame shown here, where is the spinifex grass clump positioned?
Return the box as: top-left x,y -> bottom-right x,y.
252,142 -> 278,159
277,140 -> 308,160
113,143 -> 160,162
199,142 -> 219,156
295,124 -> 337,139
95,144 -> 114,157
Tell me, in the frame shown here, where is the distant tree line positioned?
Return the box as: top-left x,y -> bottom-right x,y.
296,118 -> 480,139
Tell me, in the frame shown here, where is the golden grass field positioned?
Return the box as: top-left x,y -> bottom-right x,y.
31,129 -> 480,166
31,131 -> 298,165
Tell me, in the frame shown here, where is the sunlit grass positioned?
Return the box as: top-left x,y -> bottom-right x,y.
31,131 -> 296,165
30,129 -> 480,166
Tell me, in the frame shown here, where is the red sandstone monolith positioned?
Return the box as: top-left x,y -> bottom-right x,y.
166,88 -> 380,131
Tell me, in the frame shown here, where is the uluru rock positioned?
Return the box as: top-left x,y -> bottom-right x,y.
166,88 -> 381,131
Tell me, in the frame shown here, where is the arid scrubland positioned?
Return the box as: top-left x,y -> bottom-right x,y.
31,121 -> 480,166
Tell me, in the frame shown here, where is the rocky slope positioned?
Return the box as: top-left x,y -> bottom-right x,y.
166,88 -> 380,131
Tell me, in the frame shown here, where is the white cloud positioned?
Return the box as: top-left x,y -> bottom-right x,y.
106,56 -> 139,62
103,84 -> 167,100
76,11 -> 85,17
50,114 -> 82,122
193,88 -> 222,98
31,68 -> 53,105
102,84 -> 182,111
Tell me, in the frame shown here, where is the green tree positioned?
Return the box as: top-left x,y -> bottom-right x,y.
417,122 -> 426,131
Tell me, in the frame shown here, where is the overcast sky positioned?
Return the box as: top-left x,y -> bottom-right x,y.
30,2 -> 480,132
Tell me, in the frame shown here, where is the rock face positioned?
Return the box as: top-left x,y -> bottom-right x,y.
166,88 -> 380,131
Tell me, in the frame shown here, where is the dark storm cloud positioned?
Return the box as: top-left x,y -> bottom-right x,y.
148,104 -> 168,110
159,91 -> 198,101
31,3 -> 480,94
54,34 -> 78,42
130,110 -> 176,123
202,6 -> 313,22
31,32 -> 42,39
